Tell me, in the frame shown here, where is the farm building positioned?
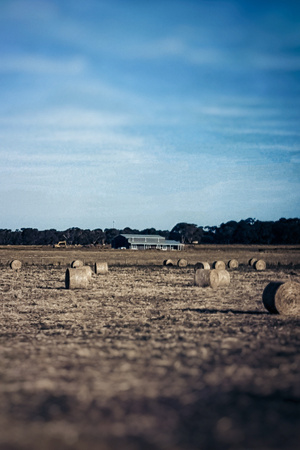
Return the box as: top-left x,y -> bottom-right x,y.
112,234 -> 184,250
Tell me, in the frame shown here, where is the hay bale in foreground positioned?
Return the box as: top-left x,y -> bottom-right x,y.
263,281 -> 300,315
228,259 -> 239,269
194,269 -> 219,289
249,258 -> 257,266
216,269 -> 230,287
212,260 -> 226,270
10,260 -> 22,271
65,268 -> 90,289
194,262 -> 210,271
94,262 -> 108,275
254,259 -> 266,271
177,258 -> 188,267
71,259 -> 84,268
163,259 -> 174,266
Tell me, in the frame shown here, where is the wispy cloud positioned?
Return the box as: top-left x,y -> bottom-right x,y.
249,53 -> 300,71
0,107 -> 131,128
0,54 -> 87,74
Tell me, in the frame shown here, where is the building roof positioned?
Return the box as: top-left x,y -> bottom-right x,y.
116,234 -> 183,246
164,240 -> 184,246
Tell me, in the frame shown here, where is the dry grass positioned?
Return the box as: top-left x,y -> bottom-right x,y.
0,247 -> 300,449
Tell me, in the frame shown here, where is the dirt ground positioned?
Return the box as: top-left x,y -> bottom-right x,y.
0,248 -> 300,450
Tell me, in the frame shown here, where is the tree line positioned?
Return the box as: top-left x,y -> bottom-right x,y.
0,218 -> 299,246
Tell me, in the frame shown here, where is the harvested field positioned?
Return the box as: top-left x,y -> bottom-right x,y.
1,244 -> 300,268
0,246 -> 300,450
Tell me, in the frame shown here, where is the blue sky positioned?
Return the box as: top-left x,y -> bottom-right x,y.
0,0 -> 299,231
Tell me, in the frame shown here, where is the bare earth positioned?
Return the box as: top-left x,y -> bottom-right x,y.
0,246 -> 300,450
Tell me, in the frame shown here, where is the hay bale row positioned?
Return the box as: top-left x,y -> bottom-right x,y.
65,261 -> 109,289
163,259 -> 188,267
249,258 -> 266,271
71,260 -> 109,274
7,257 -> 268,272
162,258 -> 242,271
192,258 -> 267,271
194,260 -> 239,271
6,257 -> 269,272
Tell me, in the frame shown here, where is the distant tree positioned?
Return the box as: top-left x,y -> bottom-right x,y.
63,228 -> 84,245
201,232 -> 213,244
0,218 -> 299,246
11,230 -> 22,245
214,221 -> 238,244
0,229 -> 12,245
245,217 -> 256,225
170,223 -> 203,244
36,229 -> 58,245
91,229 -> 105,245
252,221 -> 274,244
104,228 -> 119,245
77,229 -> 93,246
141,227 -> 158,235
201,226 -> 217,243
272,218 -> 300,244
156,229 -> 170,239
121,227 -> 139,234
233,220 -> 258,244
21,228 -> 40,245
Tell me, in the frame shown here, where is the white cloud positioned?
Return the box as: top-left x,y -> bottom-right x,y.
0,107 -> 130,128
198,105 -> 278,118
0,54 -> 87,74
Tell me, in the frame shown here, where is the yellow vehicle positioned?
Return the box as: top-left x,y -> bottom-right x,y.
53,240 -> 67,248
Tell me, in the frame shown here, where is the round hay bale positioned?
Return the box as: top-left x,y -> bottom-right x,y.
94,262 -> 108,275
65,267 -> 90,289
71,259 -> 84,268
10,260 -> 22,271
163,259 -> 174,266
254,259 -> 266,271
249,258 -> 257,266
228,259 -> 239,269
177,258 -> 188,268
194,269 -> 219,289
216,269 -> 230,287
262,281 -> 300,316
212,260 -> 226,270
194,262 -> 210,271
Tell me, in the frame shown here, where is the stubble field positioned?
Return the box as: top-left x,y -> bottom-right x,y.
0,246 -> 300,450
